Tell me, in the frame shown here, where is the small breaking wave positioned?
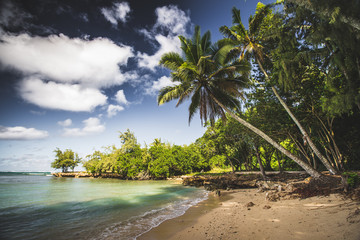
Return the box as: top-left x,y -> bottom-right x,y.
92,190 -> 208,240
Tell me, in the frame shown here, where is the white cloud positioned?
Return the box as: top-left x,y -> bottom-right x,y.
63,117 -> 105,137
137,5 -> 190,71
155,5 -> 190,35
137,35 -> 181,71
58,119 -> 72,127
0,33 -> 134,88
19,77 -> 107,112
0,126 -> 49,140
146,76 -> 180,95
115,89 -> 128,105
107,104 -> 124,118
101,2 -> 130,26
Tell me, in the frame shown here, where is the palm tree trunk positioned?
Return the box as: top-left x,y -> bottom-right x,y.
255,145 -> 267,180
256,60 -> 338,175
214,98 -> 322,179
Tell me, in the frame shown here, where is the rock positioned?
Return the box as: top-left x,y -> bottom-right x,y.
263,205 -> 271,209
245,202 -> 255,207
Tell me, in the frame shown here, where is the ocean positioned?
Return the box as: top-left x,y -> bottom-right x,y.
0,172 -> 207,240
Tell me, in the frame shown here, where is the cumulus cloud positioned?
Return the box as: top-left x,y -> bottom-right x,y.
62,117 -> 105,137
19,78 -> 107,112
0,126 -> 49,140
107,104 -> 124,118
146,76 -> 180,95
137,35 -> 181,71
115,89 -> 128,105
137,5 -> 190,71
58,119 -> 72,127
154,5 -> 190,35
101,2 -> 130,26
0,33 -> 134,88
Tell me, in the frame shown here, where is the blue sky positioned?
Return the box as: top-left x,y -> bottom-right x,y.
0,0 -> 274,171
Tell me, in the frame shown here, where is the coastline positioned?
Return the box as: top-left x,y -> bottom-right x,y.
138,189 -> 360,240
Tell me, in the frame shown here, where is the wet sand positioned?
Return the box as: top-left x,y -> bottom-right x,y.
138,189 -> 360,240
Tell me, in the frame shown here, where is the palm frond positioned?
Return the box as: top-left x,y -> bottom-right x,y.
157,83 -> 188,105
231,7 -> 247,36
176,84 -> 195,107
159,52 -> 184,71
249,3 -> 272,35
211,40 -> 236,65
201,30 -> 212,54
188,86 -> 201,124
219,26 -> 237,41
157,86 -> 179,105
179,35 -> 196,64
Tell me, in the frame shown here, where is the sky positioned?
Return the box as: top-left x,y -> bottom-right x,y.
0,0 -> 274,172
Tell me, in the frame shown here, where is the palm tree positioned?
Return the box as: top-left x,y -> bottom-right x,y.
158,26 -> 322,178
219,5 -> 337,174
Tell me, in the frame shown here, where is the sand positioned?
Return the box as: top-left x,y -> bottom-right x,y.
138,189 -> 360,240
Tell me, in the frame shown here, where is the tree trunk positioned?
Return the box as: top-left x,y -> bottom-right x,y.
256,59 -> 338,175
228,157 -> 235,173
276,151 -> 283,173
214,98 -> 322,179
255,145 -> 267,180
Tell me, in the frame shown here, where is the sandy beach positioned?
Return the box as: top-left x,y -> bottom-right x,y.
138,189 -> 360,240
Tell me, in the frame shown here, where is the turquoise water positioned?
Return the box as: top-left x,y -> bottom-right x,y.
0,173 -> 207,240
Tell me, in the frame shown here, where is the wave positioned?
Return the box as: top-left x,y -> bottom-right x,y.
91,190 -> 208,240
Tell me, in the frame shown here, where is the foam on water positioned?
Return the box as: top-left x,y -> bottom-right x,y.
92,190 -> 208,240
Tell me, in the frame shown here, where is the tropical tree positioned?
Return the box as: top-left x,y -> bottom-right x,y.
219,4 -> 337,174
158,26 -> 322,178
51,148 -> 81,172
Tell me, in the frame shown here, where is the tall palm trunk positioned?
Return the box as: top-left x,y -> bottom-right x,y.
213,98 -> 322,179
255,144 -> 267,180
256,59 -> 338,175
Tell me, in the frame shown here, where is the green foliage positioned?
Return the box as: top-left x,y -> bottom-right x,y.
342,172 -> 360,188
81,131 -> 210,179
51,148 -> 81,172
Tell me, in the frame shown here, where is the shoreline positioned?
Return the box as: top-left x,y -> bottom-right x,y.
138,189 -> 360,240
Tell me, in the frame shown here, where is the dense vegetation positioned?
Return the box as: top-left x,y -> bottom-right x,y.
53,1 -> 360,179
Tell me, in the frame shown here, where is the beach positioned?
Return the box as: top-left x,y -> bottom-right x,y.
138,189 -> 360,240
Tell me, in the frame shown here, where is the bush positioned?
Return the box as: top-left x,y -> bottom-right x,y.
342,172 -> 360,188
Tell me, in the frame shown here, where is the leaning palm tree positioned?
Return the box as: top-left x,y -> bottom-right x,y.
219,4 -> 337,174
158,26 -> 322,178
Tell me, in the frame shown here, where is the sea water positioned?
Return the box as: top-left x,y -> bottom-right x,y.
0,172 -> 207,240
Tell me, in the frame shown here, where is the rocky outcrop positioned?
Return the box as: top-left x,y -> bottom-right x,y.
52,172 -> 92,178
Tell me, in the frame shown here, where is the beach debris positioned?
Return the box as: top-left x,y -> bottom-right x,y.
245,202 -> 255,207
265,191 -> 279,202
263,205 -> 271,209
215,190 -> 221,196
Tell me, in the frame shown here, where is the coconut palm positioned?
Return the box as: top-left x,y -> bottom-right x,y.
158,26 -> 322,178
219,4 -> 337,174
